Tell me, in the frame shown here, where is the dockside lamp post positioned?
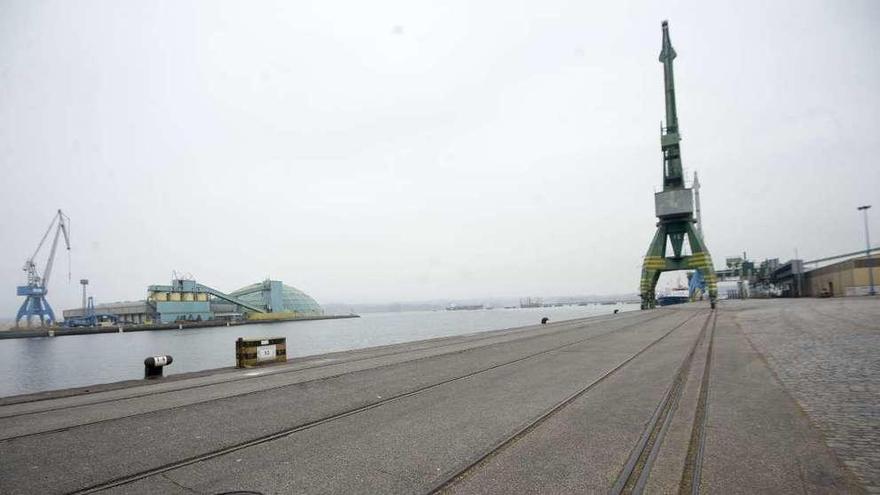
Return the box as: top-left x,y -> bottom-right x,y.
858,205 -> 875,296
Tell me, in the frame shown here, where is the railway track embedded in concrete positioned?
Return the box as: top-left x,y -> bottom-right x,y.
609,309 -> 715,495
64,311 -> 696,495
6,301 -> 868,495
0,311 -> 665,425
424,310 -> 710,494
679,310 -> 716,495
0,314 -> 669,442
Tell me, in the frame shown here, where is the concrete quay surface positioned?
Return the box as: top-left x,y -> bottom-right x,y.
0,298 -> 876,494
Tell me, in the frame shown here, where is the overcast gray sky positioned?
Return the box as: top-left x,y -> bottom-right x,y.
1,0 -> 878,314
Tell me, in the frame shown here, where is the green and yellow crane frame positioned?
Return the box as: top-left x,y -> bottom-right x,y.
640,21 -> 718,309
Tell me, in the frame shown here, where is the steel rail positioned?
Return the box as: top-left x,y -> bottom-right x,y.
3,314 -> 670,443
65,311 -> 688,495
427,310 -> 708,494
680,310 -> 717,495
1,310 -> 660,418
608,309 -> 713,495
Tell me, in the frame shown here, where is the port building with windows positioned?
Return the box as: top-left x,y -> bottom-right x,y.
802,254 -> 880,297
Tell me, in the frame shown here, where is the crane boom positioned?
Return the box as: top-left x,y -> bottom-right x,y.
659,20 -> 684,189
41,210 -> 71,289
26,215 -> 57,270
659,20 -> 679,133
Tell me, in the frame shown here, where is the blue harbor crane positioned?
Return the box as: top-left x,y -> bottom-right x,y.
16,209 -> 71,327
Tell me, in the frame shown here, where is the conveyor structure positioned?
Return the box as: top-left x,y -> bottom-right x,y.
148,279 -> 265,324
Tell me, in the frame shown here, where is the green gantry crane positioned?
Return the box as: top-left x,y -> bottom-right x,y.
639,21 -> 718,309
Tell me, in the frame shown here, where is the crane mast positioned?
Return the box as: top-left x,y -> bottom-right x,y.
15,210 -> 71,327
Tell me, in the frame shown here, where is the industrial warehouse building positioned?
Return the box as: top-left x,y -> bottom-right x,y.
62,278 -> 322,325
803,254 -> 879,297
62,301 -> 153,325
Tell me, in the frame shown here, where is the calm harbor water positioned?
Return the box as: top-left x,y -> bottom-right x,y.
0,304 -> 637,397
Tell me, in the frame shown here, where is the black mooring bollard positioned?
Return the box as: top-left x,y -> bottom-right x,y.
541,317 -> 549,325
144,355 -> 173,379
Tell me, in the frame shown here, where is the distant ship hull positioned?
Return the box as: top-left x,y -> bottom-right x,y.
656,295 -> 690,306
446,305 -> 484,311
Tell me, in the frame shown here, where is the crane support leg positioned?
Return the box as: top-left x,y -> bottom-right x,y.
639,220 -> 717,309
15,295 -> 56,327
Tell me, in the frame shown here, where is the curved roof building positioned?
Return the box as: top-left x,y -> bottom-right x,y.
229,280 -> 323,316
